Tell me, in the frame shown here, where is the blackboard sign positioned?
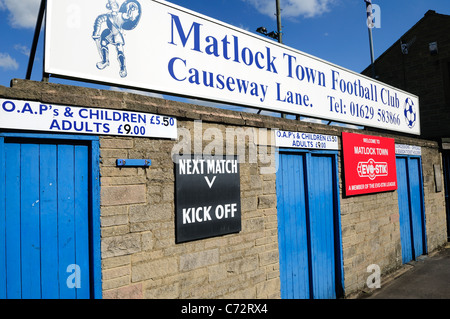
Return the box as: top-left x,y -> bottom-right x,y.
174,155 -> 241,243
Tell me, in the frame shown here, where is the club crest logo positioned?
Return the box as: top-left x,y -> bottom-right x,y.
92,0 -> 142,78
404,97 -> 417,129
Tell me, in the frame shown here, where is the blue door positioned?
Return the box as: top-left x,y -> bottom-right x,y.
276,150 -> 343,299
396,156 -> 426,264
277,152 -> 310,299
0,135 -> 100,299
308,154 -> 338,299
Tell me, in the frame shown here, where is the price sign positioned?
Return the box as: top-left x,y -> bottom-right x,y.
0,98 -> 177,139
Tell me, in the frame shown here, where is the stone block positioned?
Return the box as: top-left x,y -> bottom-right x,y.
102,233 -> 141,258
101,185 -> 146,206
102,265 -> 130,281
132,257 -> 178,282
103,283 -> 143,299
179,249 -> 219,272
100,138 -> 134,149
144,282 -> 180,299
257,194 -> 277,209
256,278 -> 280,298
259,250 -> 279,266
102,255 -> 131,270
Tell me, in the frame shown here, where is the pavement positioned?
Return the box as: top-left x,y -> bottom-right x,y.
358,243 -> 450,299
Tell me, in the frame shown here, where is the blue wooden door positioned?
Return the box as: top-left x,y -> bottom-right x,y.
396,156 -> 426,264
0,137 -> 91,299
396,157 -> 413,263
308,154 -> 337,299
408,158 -> 425,258
276,151 -> 342,299
277,152 -> 310,299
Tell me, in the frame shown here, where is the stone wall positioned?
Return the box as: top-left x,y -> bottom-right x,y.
421,146 -> 448,253
0,79 -> 447,299
98,125 -> 281,299
339,134 -> 446,295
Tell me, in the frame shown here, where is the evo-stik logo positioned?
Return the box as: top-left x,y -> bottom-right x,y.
357,159 -> 388,180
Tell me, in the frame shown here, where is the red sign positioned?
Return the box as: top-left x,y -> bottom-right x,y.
342,132 -> 397,196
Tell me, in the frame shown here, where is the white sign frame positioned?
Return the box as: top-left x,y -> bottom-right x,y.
0,98 -> 177,139
275,130 -> 338,150
44,0 -> 420,135
395,144 -> 422,156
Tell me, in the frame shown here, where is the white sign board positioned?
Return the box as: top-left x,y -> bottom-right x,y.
0,99 -> 177,139
45,0 -> 420,135
275,130 -> 338,150
395,144 -> 422,156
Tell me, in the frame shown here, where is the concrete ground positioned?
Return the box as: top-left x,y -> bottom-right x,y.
359,243 -> 450,299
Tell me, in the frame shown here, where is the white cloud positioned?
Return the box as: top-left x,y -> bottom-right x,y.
236,23 -> 250,32
14,44 -> 30,57
0,0 -> 40,29
0,52 -> 19,71
243,0 -> 335,19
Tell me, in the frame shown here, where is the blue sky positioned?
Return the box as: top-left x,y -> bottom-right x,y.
1,0 -> 449,109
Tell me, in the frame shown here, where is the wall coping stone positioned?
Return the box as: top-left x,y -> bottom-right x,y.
0,79 -> 439,149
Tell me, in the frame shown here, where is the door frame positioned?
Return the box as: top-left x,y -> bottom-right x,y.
0,132 -> 102,299
396,154 -> 428,260
275,148 -> 345,298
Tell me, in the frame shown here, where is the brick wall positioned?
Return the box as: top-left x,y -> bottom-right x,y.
362,11 -> 450,139
0,79 -> 447,299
